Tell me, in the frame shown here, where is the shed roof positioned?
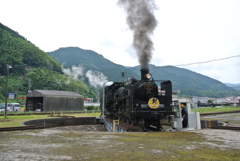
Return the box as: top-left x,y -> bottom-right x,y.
27,90 -> 83,97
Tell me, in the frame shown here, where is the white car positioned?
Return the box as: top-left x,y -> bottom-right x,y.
0,103 -> 6,112
36,109 -> 41,112
0,103 -> 21,112
9,103 -> 21,112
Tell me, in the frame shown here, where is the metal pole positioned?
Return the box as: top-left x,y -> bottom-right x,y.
16,76 -> 20,103
4,64 -> 9,119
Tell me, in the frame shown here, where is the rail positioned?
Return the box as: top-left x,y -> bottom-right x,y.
0,111 -> 101,116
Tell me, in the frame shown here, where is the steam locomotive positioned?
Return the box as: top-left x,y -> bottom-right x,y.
100,69 -> 175,130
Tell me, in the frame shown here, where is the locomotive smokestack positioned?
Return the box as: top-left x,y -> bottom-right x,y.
118,0 -> 158,71
141,68 -> 149,80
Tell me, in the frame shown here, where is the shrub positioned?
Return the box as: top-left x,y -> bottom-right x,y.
85,106 -> 95,111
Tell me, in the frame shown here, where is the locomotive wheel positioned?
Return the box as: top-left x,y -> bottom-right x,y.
156,121 -> 163,131
139,119 -> 145,128
123,116 -> 126,122
114,113 -> 118,119
120,115 -> 124,121
119,115 -> 123,121
126,116 -> 131,124
117,114 -> 121,121
117,109 -> 123,121
123,115 -> 131,124
131,119 -> 137,126
145,121 -> 150,129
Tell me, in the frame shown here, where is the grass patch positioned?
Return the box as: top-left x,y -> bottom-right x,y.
48,131 -> 240,160
0,115 -> 50,127
192,106 -> 240,114
0,113 -> 101,128
177,147 -> 240,160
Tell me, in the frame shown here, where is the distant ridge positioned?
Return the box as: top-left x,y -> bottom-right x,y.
48,47 -> 240,98
225,83 -> 240,91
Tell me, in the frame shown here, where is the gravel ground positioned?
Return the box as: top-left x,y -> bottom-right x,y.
191,129 -> 240,149
0,125 -> 240,161
1,113 -> 240,160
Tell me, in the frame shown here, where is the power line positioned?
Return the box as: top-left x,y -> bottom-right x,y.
173,55 -> 240,67
124,54 -> 240,72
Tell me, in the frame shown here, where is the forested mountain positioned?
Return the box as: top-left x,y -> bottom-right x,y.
48,47 -> 139,81
225,83 -> 240,91
0,23 -> 62,75
49,47 -> 239,98
130,65 -> 238,97
0,23 -> 96,101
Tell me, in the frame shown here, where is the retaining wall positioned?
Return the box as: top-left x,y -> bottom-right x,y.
23,117 -> 102,127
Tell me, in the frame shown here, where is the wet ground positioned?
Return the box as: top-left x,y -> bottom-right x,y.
202,113 -> 240,126
49,124 -> 107,132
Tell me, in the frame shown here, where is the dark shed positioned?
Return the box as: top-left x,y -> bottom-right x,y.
26,90 -> 84,111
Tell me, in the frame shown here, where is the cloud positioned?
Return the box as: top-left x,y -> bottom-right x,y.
1,0 -> 240,83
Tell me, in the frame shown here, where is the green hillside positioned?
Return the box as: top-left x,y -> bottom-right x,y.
0,23 -> 62,75
49,47 -> 239,98
0,23 -> 96,102
48,47 -> 140,81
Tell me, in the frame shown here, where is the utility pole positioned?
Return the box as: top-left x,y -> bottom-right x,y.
28,79 -> 32,93
4,64 -> 11,119
16,76 -> 22,103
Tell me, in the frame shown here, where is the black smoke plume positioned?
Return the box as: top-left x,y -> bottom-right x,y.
118,0 -> 158,70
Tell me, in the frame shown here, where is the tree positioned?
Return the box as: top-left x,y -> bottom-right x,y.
208,100 -> 213,104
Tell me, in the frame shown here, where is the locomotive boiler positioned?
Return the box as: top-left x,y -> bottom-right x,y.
100,68 -> 175,130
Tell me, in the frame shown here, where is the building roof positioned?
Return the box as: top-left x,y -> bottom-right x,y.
27,90 -> 83,97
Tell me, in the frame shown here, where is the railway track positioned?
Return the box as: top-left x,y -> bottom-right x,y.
0,122 -> 98,132
0,126 -> 47,132
1,110 -> 239,116
0,111 -> 101,116
104,117 -> 171,132
1,111 -> 240,132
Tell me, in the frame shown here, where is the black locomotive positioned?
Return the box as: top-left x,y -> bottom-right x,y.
100,69 -> 175,130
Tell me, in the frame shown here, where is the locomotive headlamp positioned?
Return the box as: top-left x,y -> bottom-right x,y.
145,73 -> 152,80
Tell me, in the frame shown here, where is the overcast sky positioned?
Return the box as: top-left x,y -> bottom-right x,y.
1,0 -> 240,84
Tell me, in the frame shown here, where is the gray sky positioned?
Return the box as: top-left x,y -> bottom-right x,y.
1,0 -> 240,84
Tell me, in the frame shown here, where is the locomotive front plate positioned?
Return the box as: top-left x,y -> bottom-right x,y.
148,97 -> 160,109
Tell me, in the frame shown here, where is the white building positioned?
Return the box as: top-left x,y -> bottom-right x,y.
192,96 -> 208,104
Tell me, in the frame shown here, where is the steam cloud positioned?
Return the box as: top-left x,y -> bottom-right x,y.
61,65 -> 108,88
118,0 -> 158,70
86,70 -> 108,88
62,65 -> 84,81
